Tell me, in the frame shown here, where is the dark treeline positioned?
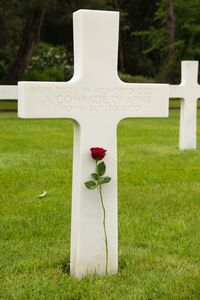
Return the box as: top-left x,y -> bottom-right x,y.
0,0 -> 200,84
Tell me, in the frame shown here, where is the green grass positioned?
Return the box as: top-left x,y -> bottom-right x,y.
0,112 -> 200,299
0,100 -> 17,110
168,99 -> 200,108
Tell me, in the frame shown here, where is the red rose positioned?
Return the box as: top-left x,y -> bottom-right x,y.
90,147 -> 107,161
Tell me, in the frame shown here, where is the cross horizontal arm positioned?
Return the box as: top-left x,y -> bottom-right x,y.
169,61 -> 200,98
18,81 -> 169,121
0,86 -> 18,99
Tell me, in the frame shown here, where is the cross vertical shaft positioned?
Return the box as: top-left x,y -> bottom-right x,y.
70,117 -> 118,277
73,10 -> 120,84
70,10 -> 120,277
179,97 -> 197,149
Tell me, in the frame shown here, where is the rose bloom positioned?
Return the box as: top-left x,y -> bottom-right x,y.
90,147 -> 107,160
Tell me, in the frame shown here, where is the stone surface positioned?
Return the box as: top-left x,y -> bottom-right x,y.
170,61 -> 200,150
18,9 -> 169,278
0,85 -> 18,100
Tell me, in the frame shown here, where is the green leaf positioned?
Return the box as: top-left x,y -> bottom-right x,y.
99,177 -> 111,185
98,162 -> 106,176
84,181 -> 97,190
91,173 -> 99,181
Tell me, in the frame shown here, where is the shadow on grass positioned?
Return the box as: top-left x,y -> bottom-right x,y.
60,256 -> 127,276
61,258 -> 70,275
118,256 -> 127,273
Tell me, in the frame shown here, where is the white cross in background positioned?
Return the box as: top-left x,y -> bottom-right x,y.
170,61 -> 200,150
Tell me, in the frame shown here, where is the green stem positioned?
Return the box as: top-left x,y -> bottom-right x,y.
96,160 -> 108,275
99,184 -> 108,274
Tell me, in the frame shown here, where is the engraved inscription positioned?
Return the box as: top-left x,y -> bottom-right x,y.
31,86 -> 162,113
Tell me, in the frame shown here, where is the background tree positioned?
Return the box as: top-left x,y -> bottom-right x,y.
166,0 -> 175,82
2,7 -> 45,84
0,0 -> 200,84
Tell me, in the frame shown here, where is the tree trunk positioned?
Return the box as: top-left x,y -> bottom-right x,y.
165,0 -> 175,82
167,0 -> 175,60
113,0 -> 125,72
2,8 -> 45,85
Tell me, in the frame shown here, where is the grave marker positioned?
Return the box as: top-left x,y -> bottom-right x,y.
18,9 -> 169,277
170,61 -> 200,150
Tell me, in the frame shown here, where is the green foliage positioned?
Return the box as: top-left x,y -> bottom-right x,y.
85,161 -> 111,190
1,0 -> 200,82
174,0 -> 200,60
0,2 -> 24,79
0,60 -> 7,79
24,42 -> 73,81
119,73 -> 155,83
99,176 -> 111,184
98,161 -> 106,176
130,0 -> 169,79
84,181 -> 97,190
131,0 -> 200,81
27,42 -> 68,71
23,67 -> 64,81
91,173 -> 99,180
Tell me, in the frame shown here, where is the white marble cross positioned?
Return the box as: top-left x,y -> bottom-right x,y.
18,9 -> 169,278
170,61 -> 200,150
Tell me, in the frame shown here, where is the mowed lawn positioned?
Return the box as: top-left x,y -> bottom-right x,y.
0,112 -> 200,300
